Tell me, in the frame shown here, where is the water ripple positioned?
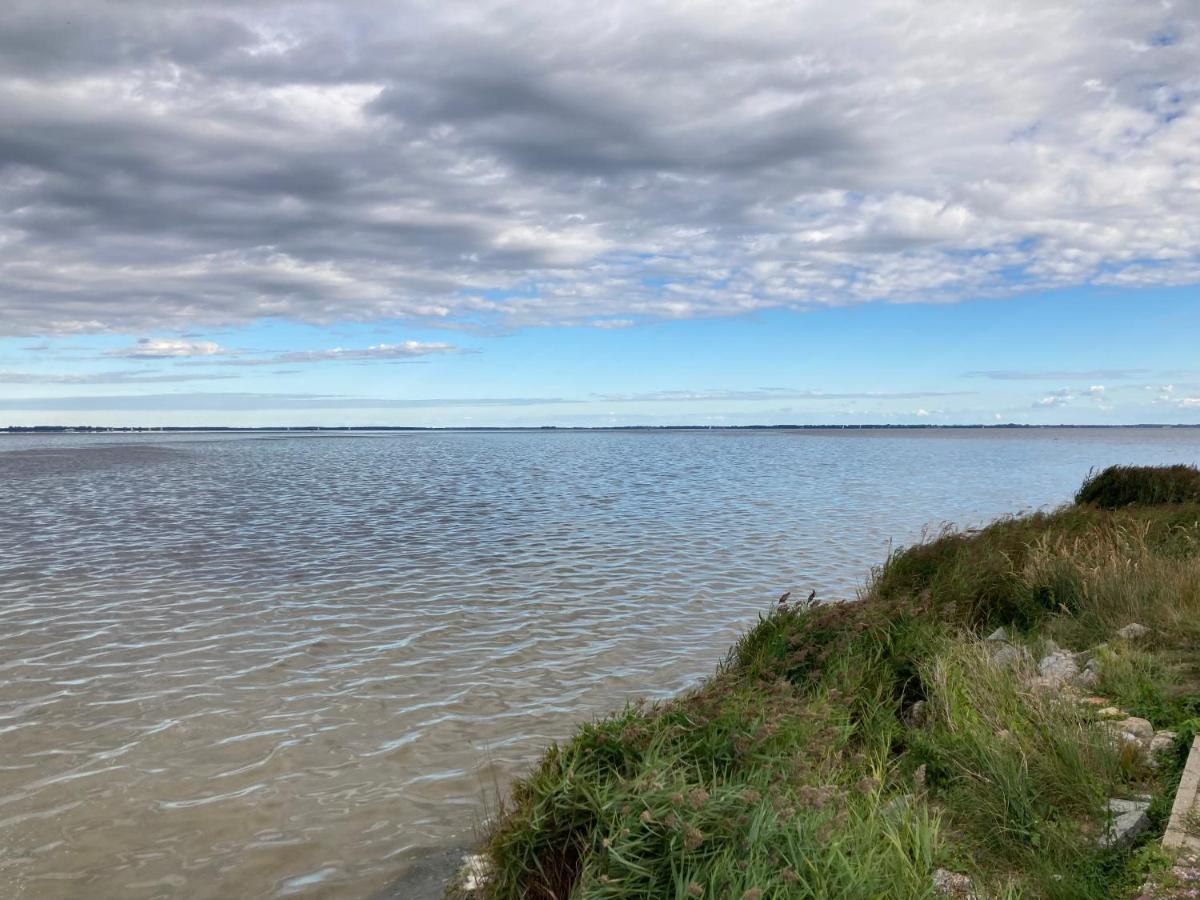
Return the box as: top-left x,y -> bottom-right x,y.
1,429 -> 1198,899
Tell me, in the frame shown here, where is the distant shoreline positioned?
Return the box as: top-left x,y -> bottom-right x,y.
5,423 -> 1200,435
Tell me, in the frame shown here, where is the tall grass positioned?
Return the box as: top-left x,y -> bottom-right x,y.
1076,464 -> 1200,509
469,468 -> 1200,899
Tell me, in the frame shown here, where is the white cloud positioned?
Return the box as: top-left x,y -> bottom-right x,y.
0,1 -> 1197,335
114,338 -> 227,358
273,342 -> 464,363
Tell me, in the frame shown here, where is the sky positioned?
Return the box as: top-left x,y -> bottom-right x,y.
0,0 -> 1197,427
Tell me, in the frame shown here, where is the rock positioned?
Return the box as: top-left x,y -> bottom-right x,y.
1036,647 -> 1080,689
1101,797 -> 1151,849
932,868 -> 975,897
1116,717 -> 1155,744
1098,707 -> 1125,719
457,853 -> 491,895
1150,730 -> 1178,760
988,642 -> 1030,668
1116,623 -> 1149,640
985,627 -> 1008,642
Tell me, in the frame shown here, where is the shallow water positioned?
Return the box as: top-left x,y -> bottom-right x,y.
1,428 -> 1198,899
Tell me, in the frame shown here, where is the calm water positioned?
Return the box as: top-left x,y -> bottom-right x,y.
2,428 -> 1199,899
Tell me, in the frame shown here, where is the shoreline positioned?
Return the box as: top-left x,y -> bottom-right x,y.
459,465 -> 1200,898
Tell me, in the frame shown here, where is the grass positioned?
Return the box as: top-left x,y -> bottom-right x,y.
464,467 -> 1200,899
1076,464 -> 1200,509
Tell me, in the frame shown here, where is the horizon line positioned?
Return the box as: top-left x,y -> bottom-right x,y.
5,424 -> 1200,434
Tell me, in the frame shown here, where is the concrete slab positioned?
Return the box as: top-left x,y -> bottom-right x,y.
1164,736 -> 1200,853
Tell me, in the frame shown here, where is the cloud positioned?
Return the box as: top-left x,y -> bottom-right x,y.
0,1 -> 1196,336
591,388 -> 971,402
0,369 -> 237,384
113,338 -> 227,359
270,341 -> 464,363
1034,388 -> 1075,407
966,369 -> 1148,381
915,408 -> 930,417
0,393 -> 572,411
171,340 -> 468,366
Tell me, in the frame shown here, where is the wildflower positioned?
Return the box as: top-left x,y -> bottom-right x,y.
684,825 -> 705,850
687,882 -> 704,897
688,788 -> 710,809
782,867 -> 800,882
742,890 -> 764,900
640,809 -> 654,824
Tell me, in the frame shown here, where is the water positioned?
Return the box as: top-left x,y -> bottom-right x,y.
1,428 -> 1198,899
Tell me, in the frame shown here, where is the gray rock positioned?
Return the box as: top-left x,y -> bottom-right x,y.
932,868 -> 975,897
988,642 -> 1031,668
1036,647 -> 1080,688
1116,623 -> 1149,640
985,627 -> 1009,642
1101,797 -> 1151,848
1149,730 -> 1178,765
1116,717 -> 1155,744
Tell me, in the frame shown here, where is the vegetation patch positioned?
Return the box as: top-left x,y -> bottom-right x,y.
1076,464 -> 1200,509
463,468 -> 1200,898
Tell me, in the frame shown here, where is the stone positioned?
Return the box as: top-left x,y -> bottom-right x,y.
1116,623 -> 1149,640
1036,647 -> 1080,688
987,642 -> 1030,668
1116,717 -> 1155,744
1100,797 -> 1151,849
1098,707 -> 1125,719
1150,730 -> 1178,760
457,853 -> 491,895
932,868 -> 975,897
985,627 -> 1008,642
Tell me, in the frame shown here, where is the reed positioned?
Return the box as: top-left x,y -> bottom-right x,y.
464,467 -> 1200,899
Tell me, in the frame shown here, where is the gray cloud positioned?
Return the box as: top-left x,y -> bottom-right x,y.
0,1 -> 1198,336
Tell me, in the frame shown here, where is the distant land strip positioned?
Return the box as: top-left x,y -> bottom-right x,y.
4,425 -> 1200,434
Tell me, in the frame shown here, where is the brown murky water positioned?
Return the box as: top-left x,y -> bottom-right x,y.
2,429 -> 1198,899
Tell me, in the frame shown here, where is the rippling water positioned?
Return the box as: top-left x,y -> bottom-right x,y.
2,428 -> 1199,899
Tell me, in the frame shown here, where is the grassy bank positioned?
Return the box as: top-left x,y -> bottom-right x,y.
466,466 -> 1200,899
